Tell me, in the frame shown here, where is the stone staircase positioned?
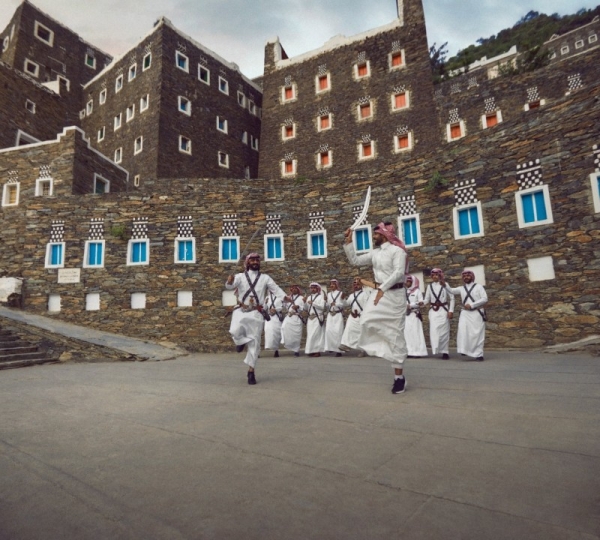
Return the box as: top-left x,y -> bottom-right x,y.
0,326 -> 56,369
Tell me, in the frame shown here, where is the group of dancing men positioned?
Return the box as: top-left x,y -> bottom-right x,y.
226,222 -> 488,393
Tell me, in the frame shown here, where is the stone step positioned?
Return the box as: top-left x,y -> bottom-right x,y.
0,357 -> 57,370
0,335 -> 20,343
0,351 -> 49,362
0,340 -> 34,349
0,345 -> 39,354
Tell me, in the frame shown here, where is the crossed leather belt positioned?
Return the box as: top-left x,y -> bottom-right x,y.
375,282 -> 404,290
431,302 -> 448,312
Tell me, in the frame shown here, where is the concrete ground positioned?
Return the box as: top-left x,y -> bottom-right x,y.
0,350 -> 598,540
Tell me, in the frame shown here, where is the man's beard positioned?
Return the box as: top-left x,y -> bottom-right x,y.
373,238 -> 382,247
248,263 -> 260,271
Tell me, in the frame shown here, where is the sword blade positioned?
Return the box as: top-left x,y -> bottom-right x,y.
350,186 -> 371,230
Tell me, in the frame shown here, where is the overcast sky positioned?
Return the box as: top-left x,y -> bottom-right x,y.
3,0 -> 598,78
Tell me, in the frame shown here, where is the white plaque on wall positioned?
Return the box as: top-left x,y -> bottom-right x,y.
58,268 -> 81,284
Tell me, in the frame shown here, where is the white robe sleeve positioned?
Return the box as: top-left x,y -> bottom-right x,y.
344,242 -> 373,267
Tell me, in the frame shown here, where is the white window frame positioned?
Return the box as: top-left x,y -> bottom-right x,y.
48,294 -> 61,312
388,50 -> 406,71
318,113 -> 332,132
179,136 -> 192,155
79,109 -> 86,120
99,89 -> 107,105
307,230 -> 328,259
398,214 -> 422,248
177,291 -> 193,307
85,54 -> 96,69
353,224 -> 372,254
357,101 -> 374,121
128,63 -> 137,82
589,34 -> 597,44
86,293 -> 101,311
590,172 -> 600,213
281,83 -> 297,103
115,74 -> 123,93
391,90 -> 410,111
317,149 -> 332,170
142,52 -> 152,71
481,110 -> 503,129
97,126 -> 105,142
126,104 -> 135,122
133,175 -> 140,187
24,59 -> 39,78
218,151 -> 229,169
250,136 -> 259,151
198,65 -> 210,85
282,123 -> 296,140
178,96 -> 191,116
140,94 -> 149,112
218,76 -> 229,95
83,239 -> 105,268
34,21 -> 54,46
3,36 -> 9,52
241,131 -> 248,145
35,177 -> 53,196
281,159 -> 297,177
453,201 -> 485,240
219,236 -> 240,263
524,99 -> 546,111
86,100 -> 93,116
248,100 -> 257,115
131,292 -> 146,309
447,120 -> 466,142
127,238 -> 150,266
244,166 -> 251,180
93,174 -> 110,194
264,233 -> 285,262
315,73 -> 331,94
515,184 -> 554,229
2,182 -> 20,207
45,242 -> 65,269
216,116 -> 228,134
176,51 -> 189,73
237,91 -> 246,107
358,141 -> 376,161
575,39 -> 584,49
134,136 -> 143,155
25,99 -> 36,113
394,132 -> 413,153
16,130 -> 39,146
354,60 -> 371,80
560,45 -> 569,55
114,147 -> 122,164
527,256 -> 555,282
173,236 -> 196,264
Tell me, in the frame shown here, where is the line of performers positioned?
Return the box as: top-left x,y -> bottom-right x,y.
226,222 -> 487,393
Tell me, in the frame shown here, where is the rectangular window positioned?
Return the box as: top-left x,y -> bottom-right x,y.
453,202 -> 484,239
176,51 -> 189,72
127,239 -> 149,265
575,40 -> 584,49
86,293 -> 100,311
399,215 -> 421,247
307,231 -> 327,259
85,54 -> 96,69
589,34 -> 598,44
244,166 -> 250,180
483,111 -> 502,128
264,234 -> 284,261
316,73 -> 330,93
126,104 -> 135,122
175,238 -> 196,264
281,159 -> 297,177
218,76 -> 229,95
353,226 -> 372,253
94,174 -> 110,194
140,94 -> 149,112
134,175 -> 141,187
177,291 -> 193,307
114,113 -> 122,130
242,131 -> 248,144
34,21 -> 54,46
282,124 -> 296,140
45,242 -> 64,268
26,99 -> 36,113
318,114 -> 332,131
2,183 -> 20,206
115,74 -> 123,93
248,100 -> 257,115
359,102 -> 372,120
131,292 -> 146,309
560,45 -> 569,55
179,136 -> 192,154
114,147 -> 122,163
237,91 -> 246,107
394,133 -> 412,153
24,59 -> 39,77
178,96 -> 191,115
99,89 -> 107,104
317,150 -> 332,169
143,52 -> 152,71
219,237 -> 239,263
198,65 -> 210,85
590,172 -> 600,213
447,121 -> 465,141
359,141 -> 374,160
392,91 -> 408,111
389,50 -> 405,70
281,84 -> 296,103
216,116 -> 228,133
516,185 -> 554,228
134,136 -> 143,155
355,61 -> 370,79
218,151 -> 229,168
35,177 -> 53,196
128,63 -> 137,81
250,136 -> 259,151
84,240 -> 104,268
97,126 -> 105,142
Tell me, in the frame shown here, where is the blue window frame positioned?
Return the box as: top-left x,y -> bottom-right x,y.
308,231 -> 327,258
264,234 -> 284,261
84,240 -> 104,268
127,239 -> 149,265
45,242 -> 65,268
220,237 -> 239,262
458,207 -> 480,236
399,215 -> 421,247
516,185 -> 554,228
175,238 -> 195,263
354,226 -> 371,253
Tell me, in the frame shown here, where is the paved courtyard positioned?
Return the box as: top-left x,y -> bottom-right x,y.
0,350 -> 599,540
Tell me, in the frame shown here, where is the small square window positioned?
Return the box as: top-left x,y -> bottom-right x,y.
358,102 -> 372,120
97,126 -> 105,142
24,59 -> 39,77
394,132 -> 412,153
179,136 -> 192,155
281,84 -> 296,103
589,34 -> 597,44
134,136 -> 143,155
264,234 -> 285,261
178,96 -> 191,115
527,256 -> 555,282
316,73 -> 330,93
560,45 -> 569,55
218,76 -> 229,95
128,239 -> 149,265
250,136 -> 259,151
219,236 -> 239,263
35,177 -> 53,196
85,54 -> 96,69
114,147 -> 122,164
282,124 -> 296,140
353,225 -> 372,253
86,293 -> 100,311
48,294 -> 61,312
131,292 -> 146,309
94,175 -> 110,194
526,100 -> 541,111
99,89 -> 107,105
114,113 -> 122,130
198,65 -> 210,85
79,109 -> 86,120
355,61 -> 371,79
86,100 -> 93,116
237,91 -> 246,107
575,40 -> 584,49
34,21 -> 54,46
389,50 -> 405,70
176,51 -> 189,72
218,151 -> 229,168
2,182 -> 20,206
516,185 -> 554,228
175,238 -> 195,263
317,150 -> 332,169
115,75 -> 123,93
358,141 -> 375,160
128,63 -> 137,81
447,121 -> 465,141
318,114 -> 332,131
177,291 -> 193,307
392,91 -> 409,111
140,94 -> 149,112
216,116 -> 228,133
26,99 -> 36,113
126,104 -> 135,122
84,240 -> 105,268
307,230 -> 327,259
248,100 -> 257,115
398,214 -> 421,247
483,111 -> 502,128
453,202 -> 484,239
143,52 -> 152,71
281,159 -> 297,177
45,242 -> 64,268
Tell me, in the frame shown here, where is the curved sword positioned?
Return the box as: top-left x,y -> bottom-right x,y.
350,186 -> 371,231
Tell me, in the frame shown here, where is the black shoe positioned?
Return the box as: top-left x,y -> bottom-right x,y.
335,352 -> 342,357
236,344 -> 245,353
247,371 -> 256,385
274,350 -> 279,358
442,353 -> 450,360
294,352 -> 300,357
476,356 -> 484,361
391,377 -> 406,394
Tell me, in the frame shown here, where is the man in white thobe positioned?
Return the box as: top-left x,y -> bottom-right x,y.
340,278 -> 371,355
344,222 -> 409,394
324,278 -> 345,356
422,268 -> 455,359
304,282 -> 326,357
264,291 -> 283,357
445,269 -> 488,361
404,275 -> 428,357
226,252 -> 288,384
281,285 -> 304,357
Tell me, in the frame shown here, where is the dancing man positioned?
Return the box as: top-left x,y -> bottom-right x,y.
264,290 -> 284,357
422,268 -> 454,360
281,285 -> 304,357
404,275 -> 428,357
340,277 -> 370,356
304,282 -> 326,357
324,278 -> 345,357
